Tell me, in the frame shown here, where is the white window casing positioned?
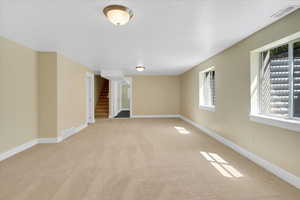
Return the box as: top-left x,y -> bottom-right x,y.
250,31 -> 300,132
199,67 -> 216,112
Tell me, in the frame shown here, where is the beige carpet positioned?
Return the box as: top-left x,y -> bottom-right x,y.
0,118 -> 299,200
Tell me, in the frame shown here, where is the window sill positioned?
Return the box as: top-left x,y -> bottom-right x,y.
249,114 -> 300,132
199,105 -> 215,112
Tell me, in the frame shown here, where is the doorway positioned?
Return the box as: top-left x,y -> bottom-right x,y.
110,77 -> 132,118
94,75 -> 109,119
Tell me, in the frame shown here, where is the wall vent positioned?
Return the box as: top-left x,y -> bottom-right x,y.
271,6 -> 298,18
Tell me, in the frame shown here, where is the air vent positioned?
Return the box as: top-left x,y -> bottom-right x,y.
271,6 -> 298,18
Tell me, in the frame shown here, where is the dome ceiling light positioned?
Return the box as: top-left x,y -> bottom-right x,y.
136,66 -> 145,72
103,5 -> 134,26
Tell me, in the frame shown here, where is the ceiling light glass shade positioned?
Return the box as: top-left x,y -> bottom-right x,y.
136,66 -> 145,72
103,5 -> 133,26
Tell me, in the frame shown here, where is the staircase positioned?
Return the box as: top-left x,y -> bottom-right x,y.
95,81 -> 109,118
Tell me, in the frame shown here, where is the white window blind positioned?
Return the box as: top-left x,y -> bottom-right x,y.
293,42 -> 300,118
200,68 -> 216,107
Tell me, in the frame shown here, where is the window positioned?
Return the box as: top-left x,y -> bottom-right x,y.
259,40 -> 300,120
250,33 -> 300,132
293,41 -> 300,118
199,67 -> 215,111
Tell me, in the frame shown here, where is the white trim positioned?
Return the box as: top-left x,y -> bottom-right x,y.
199,105 -> 215,112
201,66 -> 215,73
0,140 -> 38,162
127,77 -> 133,118
0,122 -> 88,162
59,122 -> 88,141
250,114 -> 300,132
132,114 -> 180,118
110,77 -> 133,118
118,83 -> 122,112
199,67 -> 216,108
250,33 -> 300,128
179,115 -> 300,189
110,80 -> 119,117
37,138 -> 59,144
86,72 -> 95,124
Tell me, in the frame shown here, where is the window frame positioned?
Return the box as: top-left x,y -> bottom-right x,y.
250,31 -> 300,132
199,67 -> 216,112
257,38 -> 300,121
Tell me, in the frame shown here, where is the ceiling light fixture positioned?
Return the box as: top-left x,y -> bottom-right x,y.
103,5 -> 134,26
136,66 -> 145,72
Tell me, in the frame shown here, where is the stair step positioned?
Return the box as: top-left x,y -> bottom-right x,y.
95,112 -> 108,114
95,113 -> 108,116
98,100 -> 108,102
95,111 -> 108,114
96,107 -> 108,109
95,116 -> 108,119
95,108 -> 108,113
97,101 -> 108,104
96,104 -> 108,106
96,83 -> 109,118
95,114 -> 108,117
96,108 -> 108,110
96,104 -> 108,108
96,104 -> 108,107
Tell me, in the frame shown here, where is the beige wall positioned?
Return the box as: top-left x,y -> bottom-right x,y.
57,54 -> 91,133
38,53 -> 90,137
0,36 -> 38,153
0,36 -> 92,154
180,10 -> 300,177
94,75 -> 105,106
38,52 -> 58,138
131,75 -> 180,115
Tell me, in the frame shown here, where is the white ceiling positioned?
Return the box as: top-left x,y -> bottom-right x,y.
0,0 -> 299,75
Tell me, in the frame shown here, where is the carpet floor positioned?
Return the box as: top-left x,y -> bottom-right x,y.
0,118 -> 299,200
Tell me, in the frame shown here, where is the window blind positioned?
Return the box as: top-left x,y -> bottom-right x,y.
260,45 -> 289,117
293,42 -> 300,117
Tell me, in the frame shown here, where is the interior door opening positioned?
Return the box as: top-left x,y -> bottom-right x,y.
111,77 -> 132,118
94,75 -> 109,119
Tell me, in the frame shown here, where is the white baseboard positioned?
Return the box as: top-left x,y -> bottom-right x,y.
0,139 -> 38,162
0,122 -> 88,162
37,138 -> 59,144
59,122 -> 88,142
179,115 -> 300,189
132,114 -> 180,118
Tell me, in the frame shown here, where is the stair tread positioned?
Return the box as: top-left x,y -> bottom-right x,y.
95,83 -> 109,118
